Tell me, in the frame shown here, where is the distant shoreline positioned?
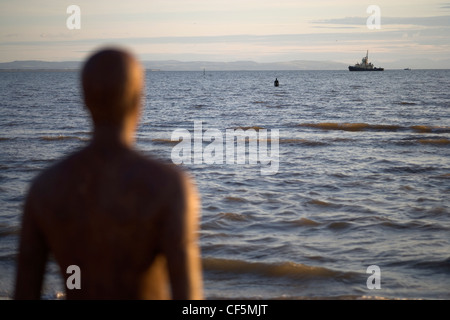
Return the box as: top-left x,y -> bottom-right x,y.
0,69 -> 79,72
1,68 -> 449,72
2,58 -> 450,71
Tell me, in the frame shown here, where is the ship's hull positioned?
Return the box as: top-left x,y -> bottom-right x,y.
348,66 -> 384,71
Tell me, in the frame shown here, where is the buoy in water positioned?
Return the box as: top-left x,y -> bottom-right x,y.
274,78 -> 279,87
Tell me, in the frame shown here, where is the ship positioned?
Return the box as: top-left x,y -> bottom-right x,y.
348,51 -> 384,71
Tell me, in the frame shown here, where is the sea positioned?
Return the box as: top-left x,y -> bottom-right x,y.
0,69 -> 449,300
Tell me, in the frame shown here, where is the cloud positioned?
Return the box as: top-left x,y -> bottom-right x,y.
0,29 -> 443,54
313,15 -> 450,28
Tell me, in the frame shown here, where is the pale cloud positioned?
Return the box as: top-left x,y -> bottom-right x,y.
313,15 -> 450,27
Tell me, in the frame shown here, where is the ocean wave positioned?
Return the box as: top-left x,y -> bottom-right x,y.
385,256 -> 450,274
327,221 -> 353,230
379,219 -> 448,231
396,137 -> 450,146
383,165 -> 437,174
307,199 -> 333,207
150,138 -> 179,144
432,173 -> 450,180
417,138 -> 450,145
233,126 -> 266,131
279,139 -> 328,146
298,122 -> 450,133
394,101 -> 418,105
411,125 -> 450,133
224,196 -> 248,203
266,104 -> 287,108
287,217 -> 321,227
192,104 -> 208,109
39,135 -> 88,142
202,257 -> 358,280
205,293 -> 399,300
413,257 -> 450,273
218,212 -> 249,222
298,122 -> 401,132
0,225 -> 19,238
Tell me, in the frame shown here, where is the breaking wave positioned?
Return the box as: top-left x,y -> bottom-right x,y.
202,257 -> 358,280
287,217 -> 321,227
150,138 -> 179,144
417,138 -> 450,145
279,139 -> 328,146
298,122 -> 450,133
39,135 -> 88,142
233,126 -> 266,131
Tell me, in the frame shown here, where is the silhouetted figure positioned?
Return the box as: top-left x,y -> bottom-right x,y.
274,78 -> 279,87
14,47 -> 203,300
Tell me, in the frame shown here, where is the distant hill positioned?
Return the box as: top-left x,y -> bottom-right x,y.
0,60 -> 81,70
381,58 -> 450,70
0,59 -> 348,71
142,60 -> 349,71
1,58 -> 449,71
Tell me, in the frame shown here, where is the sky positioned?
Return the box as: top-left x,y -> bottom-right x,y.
1,0 -> 450,67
